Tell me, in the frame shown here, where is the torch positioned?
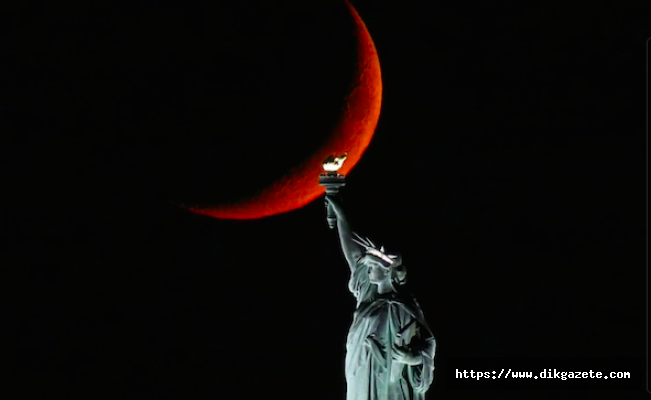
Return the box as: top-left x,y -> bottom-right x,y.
319,153 -> 347,229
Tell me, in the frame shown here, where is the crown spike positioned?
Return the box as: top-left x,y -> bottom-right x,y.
353,232 -> 374,248
352,237 -> 369,249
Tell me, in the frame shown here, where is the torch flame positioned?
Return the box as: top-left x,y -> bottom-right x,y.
322,153 -> 348,172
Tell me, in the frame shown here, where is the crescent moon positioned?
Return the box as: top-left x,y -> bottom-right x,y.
188,1 -> 382,220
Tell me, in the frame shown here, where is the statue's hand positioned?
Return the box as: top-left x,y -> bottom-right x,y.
324,196 -> 344,217
391,343 -> 423,366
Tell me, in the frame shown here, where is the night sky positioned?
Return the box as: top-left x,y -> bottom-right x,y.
3,1 -> 646,399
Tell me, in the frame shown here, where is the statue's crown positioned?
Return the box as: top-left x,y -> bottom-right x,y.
352,232 -> 399,265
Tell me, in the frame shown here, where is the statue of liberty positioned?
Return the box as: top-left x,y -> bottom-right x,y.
325,196 -> 436,400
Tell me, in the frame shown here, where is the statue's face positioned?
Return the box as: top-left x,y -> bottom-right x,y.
366,257 -> 391,284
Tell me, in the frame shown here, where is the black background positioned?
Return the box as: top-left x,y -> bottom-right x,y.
2,1 -> 647,399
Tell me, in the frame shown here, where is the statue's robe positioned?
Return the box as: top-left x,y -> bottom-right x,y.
345,260 -> 436,400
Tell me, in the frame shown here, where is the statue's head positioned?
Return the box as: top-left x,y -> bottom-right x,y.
353,233 -> 407,291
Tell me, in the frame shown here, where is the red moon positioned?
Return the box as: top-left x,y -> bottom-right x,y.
188,1 -> 382,220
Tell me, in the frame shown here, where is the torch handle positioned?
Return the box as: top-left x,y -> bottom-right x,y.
319,173 -> 345,230
326,195 -> 337,229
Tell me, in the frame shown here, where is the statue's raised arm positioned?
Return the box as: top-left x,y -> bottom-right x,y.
325,196 -> 364,270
